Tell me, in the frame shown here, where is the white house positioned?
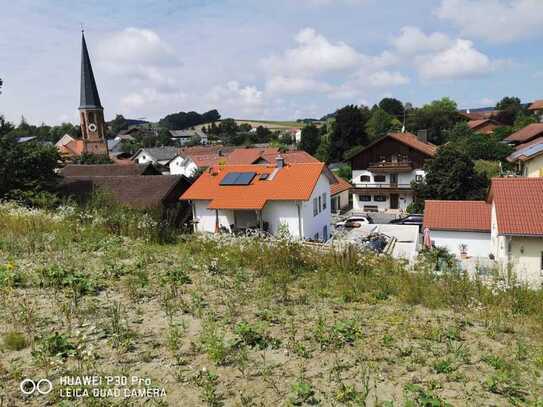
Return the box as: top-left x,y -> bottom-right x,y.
424,178 -> 543,285
423,200 -> 492,258
180,157 -> 336,241
350,132 -> 437,212
170,128 -> 208,145
132,146 -> 179,166
488,177 -> 543,285
330,176 -> 351,214
507,137 -> 543,178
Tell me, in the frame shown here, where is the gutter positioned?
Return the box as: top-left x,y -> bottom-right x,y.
297,202 -> 303,239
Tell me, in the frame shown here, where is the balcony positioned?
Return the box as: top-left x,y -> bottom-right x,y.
367,160 -> 413,173
352,183 -> 413,194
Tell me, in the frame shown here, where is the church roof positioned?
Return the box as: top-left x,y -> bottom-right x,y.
79,32 -> 103,110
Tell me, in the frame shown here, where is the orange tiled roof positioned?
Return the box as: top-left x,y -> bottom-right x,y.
225,148 -> 280,164
504,123 -> 543,143
423,200 -> 491,232
487,177 -> 543,236
180,163 -> 328,210
59,139 -> 84,156
388,132 -> 438,157
528,100 -> 543,111
263,150 -> 319,164
330,176 -> 351,196
190,154 -> 222,168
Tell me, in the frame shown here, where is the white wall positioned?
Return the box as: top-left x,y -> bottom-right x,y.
262,201 -> 301,238
301,174 -> 332,240
352,191 -> 413,212
193,200 -> 234,233
331,190 -> 350,213
133,151 -> 154,165
510,237 -> 543,285
352,169 -> 424,188
430,230 -> 491,258
169,156 -> 198,177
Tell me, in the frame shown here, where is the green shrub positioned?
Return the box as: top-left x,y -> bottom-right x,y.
3,331 -> 27,351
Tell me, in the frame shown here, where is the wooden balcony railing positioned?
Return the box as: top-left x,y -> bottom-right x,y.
367,160 -> 413,173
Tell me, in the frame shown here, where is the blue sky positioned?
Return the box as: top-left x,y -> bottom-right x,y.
1,0 -> 543,124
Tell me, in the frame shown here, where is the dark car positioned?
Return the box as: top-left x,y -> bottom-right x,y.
389,214 -> 423,227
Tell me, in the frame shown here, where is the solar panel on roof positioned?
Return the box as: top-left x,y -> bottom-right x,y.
219,172 -> 256,186
235,172 -> 256,185
220,172 -> 240,185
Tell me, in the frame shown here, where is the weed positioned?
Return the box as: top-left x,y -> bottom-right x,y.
234,321 -> 280,350
433,358 -> 456,374
404,383 -> 452,406
2,331 -> 27,351
193,369 -> 223,407
289,373 -> 318,406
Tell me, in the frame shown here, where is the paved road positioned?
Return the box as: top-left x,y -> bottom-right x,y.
333,210 -> 399,225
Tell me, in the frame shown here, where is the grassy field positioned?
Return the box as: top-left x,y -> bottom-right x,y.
1,202 -> 543,406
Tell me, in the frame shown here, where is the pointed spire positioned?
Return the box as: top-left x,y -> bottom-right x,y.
79,31 -> 102,110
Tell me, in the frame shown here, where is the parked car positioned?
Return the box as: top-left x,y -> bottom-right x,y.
336,215 -> 374,228
389,214 -> 423,227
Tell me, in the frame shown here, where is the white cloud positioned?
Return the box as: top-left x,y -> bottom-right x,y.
120,88 -> 187,114
416,39 -> 492,80
436,0 -> 543,43
265,76 -> 333,95
262,27 -> 361,76
367,71 -> 410,87
206,81 -> 265,115
392,26 -> 451,55
97,27 -> 179,67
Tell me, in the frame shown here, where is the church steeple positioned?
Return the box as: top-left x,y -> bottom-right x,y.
80,31 -> 103,110
78,31 -> 108,156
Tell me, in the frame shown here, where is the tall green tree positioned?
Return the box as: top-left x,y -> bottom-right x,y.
299,124 -> 320,155
378,97 -> 404,117
495,96 -> 525,125
366,108 -> 401,142
448,122 -> 513,161
407,97 -> 461,145
411,144 -> 488,211
328,105 -> 370,162
0,135 -> 61,201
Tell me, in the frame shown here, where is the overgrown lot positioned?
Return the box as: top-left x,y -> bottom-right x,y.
0,202 -> 542,406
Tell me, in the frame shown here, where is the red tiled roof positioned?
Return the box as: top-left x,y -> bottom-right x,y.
262,150 -> 319,164
191,154 -> 222,168
423,200 -> 491,232
528,100 -> 543,111
225,148 -> 280,164
504,123 -> 543,143
59,139 -> 84,156
330,176 -> 351,196
180,163 -> 329,210
487,177 -> 543,236
388,132 -> 438,157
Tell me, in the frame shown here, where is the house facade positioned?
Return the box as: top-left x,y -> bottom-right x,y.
132,147 -> 179,166
330,176 -> 351,214
181,158 -> 336,241
169,128 -> 208,145
350,132 -> 437,212
423,200 -> 492,258
489,178 -> 543,285
507,137 -> 543,177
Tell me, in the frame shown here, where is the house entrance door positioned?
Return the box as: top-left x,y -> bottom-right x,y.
390,194 -> 399,209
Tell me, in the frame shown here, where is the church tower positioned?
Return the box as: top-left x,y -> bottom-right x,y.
79,31 -> 108,156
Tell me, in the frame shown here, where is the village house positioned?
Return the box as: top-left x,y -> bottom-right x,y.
489,177 -> 543,284
168,145 -> 233,177
507,137 -> 543,177
423,200 -> 492,258
504,123 -> 543,146
169,128 -> 208,145
467,118 -> 500,135
180,156 -> 336,241
330,176 -> 352,214
528,100 -> 543,121
350,132 -> 437,212
132,146 -> 179,166
423,178 -> 543,284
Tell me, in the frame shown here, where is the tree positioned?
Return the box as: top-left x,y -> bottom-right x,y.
448,123 -> 513,162
328,105 -> 370,162
0,115 -> 14,137
335,164 -> 352,181
378,97 -> 404,117
0,135 -> 61,201
411,144 -> 488,211
495,96 -> 524,125
315,136 -> 331,163
407,97 -> 461,145
110,115 -> 128,134
299,124 -> 320,155
366,108 -> 400,142
158,109 -> 221,130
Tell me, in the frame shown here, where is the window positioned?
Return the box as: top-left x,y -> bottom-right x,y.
374,195 -> 387,202
415,175 -> 423,182
359,195 -> 371,202
323,225 -> 328,241
374,175 -> 386,183
318,196 -> 322,212
313,198 -> 318,216
360,175 -> 370,182
322,193 -> 327,210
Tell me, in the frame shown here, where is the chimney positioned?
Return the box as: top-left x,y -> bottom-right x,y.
276,154 -> 285,168
416,129 -> 428,143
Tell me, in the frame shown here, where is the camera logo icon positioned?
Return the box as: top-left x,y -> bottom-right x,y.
20,379 -> 53,395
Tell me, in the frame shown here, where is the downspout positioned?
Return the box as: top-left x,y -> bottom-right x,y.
191,201 -> 197,232
297,202 -> 303,239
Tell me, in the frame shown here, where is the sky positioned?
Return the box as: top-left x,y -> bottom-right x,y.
1,0 -> 543,125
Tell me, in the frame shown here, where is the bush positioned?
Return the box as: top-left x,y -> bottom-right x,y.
3,331 -> 27,351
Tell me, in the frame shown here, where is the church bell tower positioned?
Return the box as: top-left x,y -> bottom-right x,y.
79,31 -> 108,156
